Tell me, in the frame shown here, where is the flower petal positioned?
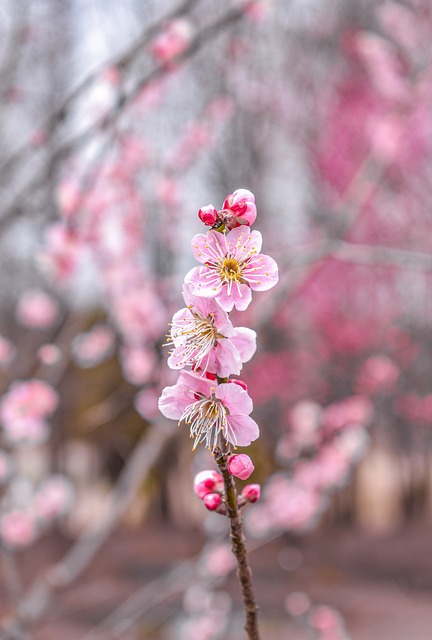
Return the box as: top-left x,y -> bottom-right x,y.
158,383 -> 192,420
231,327 -> 257,363
226,414 -> 260,447
215,382 -> 253,415
214,339 -> 242,377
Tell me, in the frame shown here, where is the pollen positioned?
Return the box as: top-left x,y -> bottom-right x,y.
219,257 -> 242,282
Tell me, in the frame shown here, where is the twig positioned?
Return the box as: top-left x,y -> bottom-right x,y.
214,440 -> 261,640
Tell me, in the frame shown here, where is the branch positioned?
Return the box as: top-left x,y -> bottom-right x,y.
0,2 -> 251,236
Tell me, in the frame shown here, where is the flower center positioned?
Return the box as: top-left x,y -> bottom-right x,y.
219,257 -> 242,282
169,310 -> 222,370
180,395 -> 227,450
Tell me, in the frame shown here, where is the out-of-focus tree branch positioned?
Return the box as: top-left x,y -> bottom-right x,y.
0,422 -> 175,638
0,1 -> 253,237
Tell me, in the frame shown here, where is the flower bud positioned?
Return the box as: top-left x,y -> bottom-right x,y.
193,470 -> 223,499
242,483 -> 261,503
198,204 -> 218,226
222,189 -> 257,229
227,379 -> 248,392
203,492 -> 222,511
228,454 -> 254,480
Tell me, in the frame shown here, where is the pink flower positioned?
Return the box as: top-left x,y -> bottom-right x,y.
158,370 -> 259,450
185,227 -> 278,312
0,380 -> 59,445
72,324 -> 116,368
16,289 -> 60,330
228,453 -> 254,480
34,475 -> 73,522
242,484 -> 261,503
0,510 -> 37,549
203,493 -> 222,511
149,19 -> 193,64
198,204 -> 218,226
193,469 -> 223,499
38,344 -> 61,365
121,345 -> 156,385
221,189 -> 257,229
166,287 -> 256,376
134,388 -> 160,420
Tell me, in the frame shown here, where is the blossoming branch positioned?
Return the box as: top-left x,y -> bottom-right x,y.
158,188 -> 278,640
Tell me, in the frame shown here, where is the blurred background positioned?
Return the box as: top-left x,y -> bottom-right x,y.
1,0 -> 432,638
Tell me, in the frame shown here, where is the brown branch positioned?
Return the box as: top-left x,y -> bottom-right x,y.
214,441 -> 261,640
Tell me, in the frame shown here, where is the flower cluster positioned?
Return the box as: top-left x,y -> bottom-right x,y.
193,468 -> 260,514
158,189 -> 278,455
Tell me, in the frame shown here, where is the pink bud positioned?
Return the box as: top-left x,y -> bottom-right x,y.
228,454 -> 254,480
193,470 -> 223,499
222,188 -> 257,229
203,492 -> 222,511
198,204 -> 218,226
227,379 -> 248,392
242,484 -> 261,503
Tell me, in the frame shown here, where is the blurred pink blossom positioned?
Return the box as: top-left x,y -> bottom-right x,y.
121,345 -> 156,385
134,389 -> 160,420
356,354 -> 400,394
149,19 -> 193,65
72,324 -> 116,368
0,379 -> 59,445
16,289 -> 60,329
0,510 -> 37,549
38,344 -> 62,365
34,475 -> 74,522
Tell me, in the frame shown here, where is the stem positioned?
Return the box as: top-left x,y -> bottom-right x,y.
214,440 -> 261,640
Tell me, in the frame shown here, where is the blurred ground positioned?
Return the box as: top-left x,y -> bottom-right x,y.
4,522 -> 432,639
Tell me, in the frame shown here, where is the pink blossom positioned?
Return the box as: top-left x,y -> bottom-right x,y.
356,354 -> 400,394
120,345 -> 156,385
228,453 -> 254,480
203,492 -> 222,511
322,395 -> 373,433
0,380 -> 59,445
221,188 -> 257,229
0,510 -> 37,549
204,543 -> 236,576
72,324 -> 116,368
185,227 -> 278,312
158,370 -> 259,449
242,484 -> 261,503
167,287 -> 256,376
198,204 -> 218,226
39,223 -> 82,282
38,344 -> 62,365
193,470 -> 223,499
34,475 -> 73,522
16,289 -> 60,329
149,19 -> 193,64
134,388 -> 160,420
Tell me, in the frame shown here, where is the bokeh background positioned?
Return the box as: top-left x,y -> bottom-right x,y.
1,1 -> 432,638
